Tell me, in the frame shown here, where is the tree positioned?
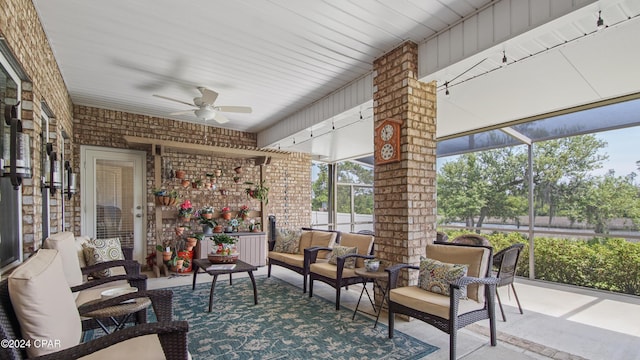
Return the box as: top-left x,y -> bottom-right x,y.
566,171 -> 640,233
311,163 -> 329,211
438,135 -> 609,230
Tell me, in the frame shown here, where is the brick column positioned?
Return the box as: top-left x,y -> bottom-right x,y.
373,41 -> 437,285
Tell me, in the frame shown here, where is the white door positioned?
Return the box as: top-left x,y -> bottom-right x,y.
81,146 -> 146,263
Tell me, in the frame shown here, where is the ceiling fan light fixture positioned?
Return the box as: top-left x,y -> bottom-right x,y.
194,106 -> 215,120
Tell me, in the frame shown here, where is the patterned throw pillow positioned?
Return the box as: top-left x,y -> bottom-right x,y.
418,257 -> 469,298
82,237 -> 124,278
273,229 -> 301,254
328,246 -> 357,269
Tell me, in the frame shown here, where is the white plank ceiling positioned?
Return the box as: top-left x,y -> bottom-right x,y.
31,0 -> 640,162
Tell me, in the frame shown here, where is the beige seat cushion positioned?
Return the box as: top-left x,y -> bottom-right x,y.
425,243 -> 490,302
339,233 -> 374,268
390,286 -> 484,320
297,231 -> 313,253
268,252 -> 305,268
79,334 -> 192,360
309,262 -> 362,279
8,249 -> 82,357
42,232 -> 83,288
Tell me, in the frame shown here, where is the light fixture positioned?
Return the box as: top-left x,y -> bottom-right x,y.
64,160 -> 77,200
597,10 -> 605,30
332,120 -> 335,130
2,103 -> 32,190
44,142 -> 61,195
502,51 -> 507,64
445,81 -> 450,96
194,106 -> 215,120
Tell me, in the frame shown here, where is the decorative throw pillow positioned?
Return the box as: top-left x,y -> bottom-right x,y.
273,229 -> 301,254
418,257 -> 469,298
328,246 -> 357,268
82,237 -> 124,278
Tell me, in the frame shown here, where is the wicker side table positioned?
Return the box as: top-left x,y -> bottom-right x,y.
82,297 -> 152,334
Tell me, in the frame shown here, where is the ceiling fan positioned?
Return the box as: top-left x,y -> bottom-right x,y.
153,87 -> 252,124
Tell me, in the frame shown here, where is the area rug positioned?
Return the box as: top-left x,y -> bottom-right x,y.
90,276 -> 438,359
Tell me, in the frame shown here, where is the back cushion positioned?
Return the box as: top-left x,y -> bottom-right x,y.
75,235 -> 91,268
273,229 -> 301,254
339,233 -> 374,268
82,237 -> 125,278
42,232 -> 83,288
298,231 -> 313,254
8,249 -> 82,357
425,243 -> 490,302
310,231 -> 337,259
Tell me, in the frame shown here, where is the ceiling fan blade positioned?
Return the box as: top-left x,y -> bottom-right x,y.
169,110 -> 194,115
215,106 -> 252,113
212,112 -> 229,124
198,87 -> 219,105
153,94 -> 195,107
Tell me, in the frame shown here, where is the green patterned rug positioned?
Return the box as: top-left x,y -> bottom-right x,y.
90,276 -> 438,359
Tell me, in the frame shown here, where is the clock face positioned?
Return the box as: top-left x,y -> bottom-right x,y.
381,143 -> 395,160
380,124 -> 394,141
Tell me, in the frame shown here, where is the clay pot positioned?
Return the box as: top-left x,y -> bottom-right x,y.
214,169 -> 222,177
175,226 -> 185,236
234,166 -> 242,174
162,251 -> 173,262
181,180 -> 190,188
186,245 -> 194,252
222,212 -> 232,220
175,170 -> 186,179
186,237 -> 198,247
178,216 -> 191,223
213,225 -> 223,233
203,213 -> 213,219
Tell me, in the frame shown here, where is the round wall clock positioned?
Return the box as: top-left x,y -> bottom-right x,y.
374,119 -> 401,165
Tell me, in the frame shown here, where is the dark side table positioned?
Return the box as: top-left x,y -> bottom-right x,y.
191,258 -> 258,312
353,267 -> 389,328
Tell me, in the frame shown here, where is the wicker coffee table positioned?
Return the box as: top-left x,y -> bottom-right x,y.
191,258 -> 258,312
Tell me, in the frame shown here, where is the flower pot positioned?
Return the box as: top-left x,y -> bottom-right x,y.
185,245 -> 194,252
241,214 -> 248,221
214,169 -> 222,177
213,225 -> 223,233
175,170 -> 186,179
224,226 -> 234,233
234,166 -> 242,174
181,180 -> 190,188
178,216 -> 191,223
252,228 -> 260,232
203,213 -> 213,219
162,251 -> 173,262
175,259 -> 184,270
202,225 -> 213,236
175,226 -> 185,236
222,212 -> 232,220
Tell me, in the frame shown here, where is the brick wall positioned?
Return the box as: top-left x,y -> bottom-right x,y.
373,41 -> 437,284
1,0 -> 75,255
73,105 -> 312,255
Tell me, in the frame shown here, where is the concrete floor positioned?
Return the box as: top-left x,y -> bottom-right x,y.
147,266 -> 640,360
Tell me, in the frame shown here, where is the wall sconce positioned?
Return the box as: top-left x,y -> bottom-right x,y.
44,142 -> 62,195
64,160 -> 77,200
2,103 -> 32,190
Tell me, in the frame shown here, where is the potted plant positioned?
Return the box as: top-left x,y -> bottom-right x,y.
156,245 -> 173,262
208,233 -> 239,263
248,219 -> 261,232
221,206 -> 232,220
234,166 -> 242,174
200,206 -> 214,219
178,199 -> 194,222
174,224 -> 190,236
199,215 -> 217,235
238,205 -> 250,220
192,179 -> 202,189
175,170 -> 186,179
244,180 -> 269,205
233,175 -> 241,183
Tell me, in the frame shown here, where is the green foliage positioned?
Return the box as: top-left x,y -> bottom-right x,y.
439,230 -> 640,296
312,161 -> 374,215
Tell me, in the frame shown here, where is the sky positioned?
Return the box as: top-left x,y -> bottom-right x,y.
593,127 -> 639,176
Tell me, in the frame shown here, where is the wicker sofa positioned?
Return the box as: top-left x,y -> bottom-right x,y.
267,216 -> 340,293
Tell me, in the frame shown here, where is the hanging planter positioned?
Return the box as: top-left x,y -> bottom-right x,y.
175,170 -> 186,179
244,181 -> 269,205
234,166 -> 242,174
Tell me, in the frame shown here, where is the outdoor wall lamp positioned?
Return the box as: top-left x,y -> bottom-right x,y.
44,142 -> 61,195
2,103 -> 32,190
64,160 -> 77,200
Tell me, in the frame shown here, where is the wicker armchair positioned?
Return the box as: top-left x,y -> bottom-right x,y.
386,242 -> 498,360
493,243 -> 525,321
308,232 -> 375,310
1,249 -> 189,360
42,232 -> 148,331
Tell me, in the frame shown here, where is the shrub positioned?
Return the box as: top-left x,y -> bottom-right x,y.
439,230 -> 640,296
